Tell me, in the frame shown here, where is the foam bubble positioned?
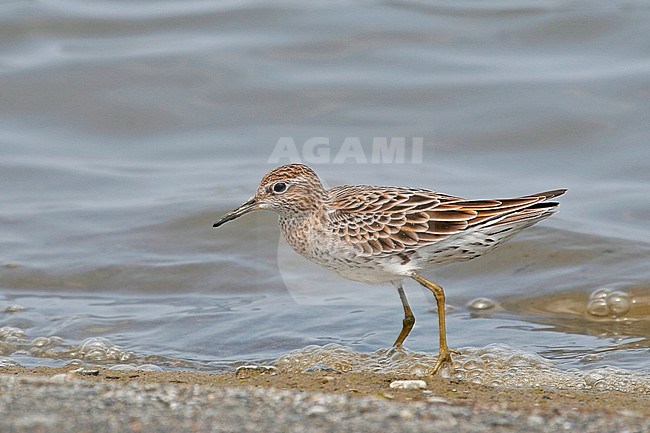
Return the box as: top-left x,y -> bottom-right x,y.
109,364 -> 137,370
606,291 -> 631,316
274,343 -> 650,393
0,330 -> 201,370
0,327 -> 27,343
0,358 -> 18,367
75,337 -> 134,363
468,298 -> 496,311
589,288 -> 611,301
586,288 -> 633,318
586,299 -> 609,317
137,364 -> 163,372
31,336 -> 64,348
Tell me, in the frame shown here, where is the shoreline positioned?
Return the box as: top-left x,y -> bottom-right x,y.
1,366 -> 648,432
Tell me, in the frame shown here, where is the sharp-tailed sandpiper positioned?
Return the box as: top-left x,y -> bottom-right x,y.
214,164 -> 566,374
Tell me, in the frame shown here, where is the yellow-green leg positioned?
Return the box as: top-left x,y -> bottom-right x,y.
392,283 -> 415,347
411,273 -> 458,374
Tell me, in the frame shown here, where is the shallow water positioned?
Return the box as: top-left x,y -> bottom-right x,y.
1,0 -> 649,380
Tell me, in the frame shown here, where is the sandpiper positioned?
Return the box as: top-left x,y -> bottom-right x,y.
213,164 -> 565,374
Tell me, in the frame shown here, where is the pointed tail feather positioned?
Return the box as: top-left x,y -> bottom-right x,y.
483,189 -> 566,228
492,204 -> 558,227
524,188 -> 567,200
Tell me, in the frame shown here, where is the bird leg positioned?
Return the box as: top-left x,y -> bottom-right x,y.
411,273 -> 458,375
392,283 -> 415,347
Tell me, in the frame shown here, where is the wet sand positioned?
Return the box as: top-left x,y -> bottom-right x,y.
1,366 -> 648,432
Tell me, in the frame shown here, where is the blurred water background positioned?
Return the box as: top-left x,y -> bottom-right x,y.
1,0 -> 649,376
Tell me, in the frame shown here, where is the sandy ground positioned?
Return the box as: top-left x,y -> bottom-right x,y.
0,366 -> 648,432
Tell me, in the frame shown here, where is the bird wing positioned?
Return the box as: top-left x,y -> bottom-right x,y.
327,185 -> 564,256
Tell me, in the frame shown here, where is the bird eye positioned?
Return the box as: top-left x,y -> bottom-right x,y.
272,182 -> 287,193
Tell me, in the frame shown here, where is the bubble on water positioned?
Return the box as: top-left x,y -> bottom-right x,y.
0,327 -> 27,343
407,363 -> 429,376
606,291 -> 631,316
583,370 -> 605,387
76,337 -> 133,363
31,336 -> 64,348
587,288 -> 632,318
468,298 -> 496,311
582,366 -> 643,391
110,364 -> 167,372
137,364 -> 163,372
0,358 -> 18,367
274,343 -> 650,393
580,353 -> 604,364
276,344 -> 433,375
27,336 -> 68,360
467,370 -> 483,385
31,337 -> 50,347
589,288 -> 611,301
586,299 -> 609,317
460,357 -> 485,371
109,364 -> 137,371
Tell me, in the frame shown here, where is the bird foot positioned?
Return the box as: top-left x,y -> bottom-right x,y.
429,347 -> 459,375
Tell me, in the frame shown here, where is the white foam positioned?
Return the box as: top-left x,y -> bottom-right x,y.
275,343 -> 650,393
